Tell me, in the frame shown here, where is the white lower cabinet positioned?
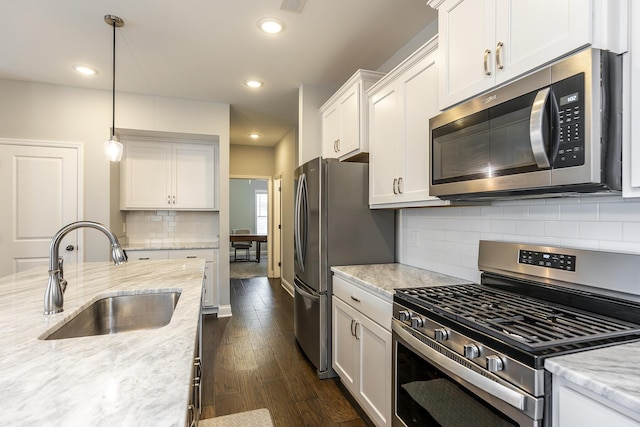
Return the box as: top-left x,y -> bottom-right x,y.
126,248 -> 218,310
552,376 -> 640,426
332,275 -> 392,426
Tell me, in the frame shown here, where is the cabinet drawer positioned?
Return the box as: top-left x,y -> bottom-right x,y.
168,249 -> 214,262
126,249 -> 169,261
333,275 -> 392,330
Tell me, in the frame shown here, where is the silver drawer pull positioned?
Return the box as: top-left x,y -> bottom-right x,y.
350,295 -> 360,303
187,256 -> 197,259
138,257 -> 150,260
483,49 -> 492,76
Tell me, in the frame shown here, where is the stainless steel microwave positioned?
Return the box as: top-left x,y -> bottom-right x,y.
429,48 -> 622,200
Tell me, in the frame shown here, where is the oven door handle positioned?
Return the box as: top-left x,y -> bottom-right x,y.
392,319 -> 527,411
529,87 -> 551,169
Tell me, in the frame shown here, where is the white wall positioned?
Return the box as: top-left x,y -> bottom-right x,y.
0,78 -> 232,308
399,196 -> 640,285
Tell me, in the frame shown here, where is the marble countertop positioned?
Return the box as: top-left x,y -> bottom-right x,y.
0,259 -> 205,426
124,241 -> 219,250
545,340 -> 640,415
331,263 -> 471,301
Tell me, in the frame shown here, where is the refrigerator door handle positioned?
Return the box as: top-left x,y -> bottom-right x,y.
294,278 -> 320,302
294,173 -> 305,271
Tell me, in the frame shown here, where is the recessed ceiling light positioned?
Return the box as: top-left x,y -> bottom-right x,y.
73,65 -> 97,75
249,133 -> 261,139
244,79 -> 263,88
258,18 -> 284,34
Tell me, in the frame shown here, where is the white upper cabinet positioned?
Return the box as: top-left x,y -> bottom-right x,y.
431,0 -> 627,110
369,37 -> 449,208
121,139 -> 218,210
321,70 -> 384,161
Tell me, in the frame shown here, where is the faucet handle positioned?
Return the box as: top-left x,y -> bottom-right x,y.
58,257 -> 67,293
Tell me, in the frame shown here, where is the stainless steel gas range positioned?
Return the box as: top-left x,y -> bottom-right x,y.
392,241 -> 640,427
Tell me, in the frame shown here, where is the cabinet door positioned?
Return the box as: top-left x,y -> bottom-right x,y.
369,83 -> 402,205
172,143 -> 215,210
121,141 -> 172,209
439,0 -> 496,109
332,296 -> 357,390
495,0 -> 591,84
356,313 -> 392,427
401,51 -> 439,203
553,377 -> 640,427
322,105 -> 340,159
337,84 -> 361,157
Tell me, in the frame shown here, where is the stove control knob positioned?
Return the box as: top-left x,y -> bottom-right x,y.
398,310 -> 411,322
434,328 -> 449,342
486,355 -> 504,372
463,344 -> 480,359
410,316 -> 425,328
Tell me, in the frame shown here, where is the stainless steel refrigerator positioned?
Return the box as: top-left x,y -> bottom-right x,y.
293,157 -> 395,378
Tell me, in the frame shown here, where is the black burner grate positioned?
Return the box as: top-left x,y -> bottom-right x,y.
396,284 -> 640,352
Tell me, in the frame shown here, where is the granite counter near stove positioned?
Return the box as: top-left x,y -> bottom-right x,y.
331,263 -> 470,301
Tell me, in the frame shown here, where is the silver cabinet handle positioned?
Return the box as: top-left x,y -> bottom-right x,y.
354,322 -> 360,340
167,195 -> 171,204
350,295 -> 360,303
172,195 -> 176,204
351,318 -> 356,336
398,177 -> 403,194
393,178 -> 398,194
483,49 -> 492,76
336,138 -> 340,152
529,87 -> 551,169
138,257 -> 150,260
496,42 -> 504,70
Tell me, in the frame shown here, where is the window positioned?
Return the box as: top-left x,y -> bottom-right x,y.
255,190 -> 268,234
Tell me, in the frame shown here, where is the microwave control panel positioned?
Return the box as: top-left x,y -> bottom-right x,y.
553,73 -> 585,168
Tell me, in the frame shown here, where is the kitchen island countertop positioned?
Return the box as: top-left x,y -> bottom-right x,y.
331,263 -> 471,301
0,259 -> 205,426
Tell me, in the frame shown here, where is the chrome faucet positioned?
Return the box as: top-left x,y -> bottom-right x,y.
44,221 -> 128,315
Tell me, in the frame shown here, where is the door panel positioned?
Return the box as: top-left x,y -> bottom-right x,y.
0,143 -> 79,276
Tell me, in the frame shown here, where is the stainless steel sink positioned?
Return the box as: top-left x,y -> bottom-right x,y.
41,291 -> 181,340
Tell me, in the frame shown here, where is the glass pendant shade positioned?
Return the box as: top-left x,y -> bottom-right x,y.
104,134 -> 123,162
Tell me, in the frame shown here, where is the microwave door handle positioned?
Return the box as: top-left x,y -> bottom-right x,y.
529,87 -> 551,169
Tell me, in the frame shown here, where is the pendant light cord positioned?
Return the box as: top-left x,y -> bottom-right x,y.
111,17 -> 116,139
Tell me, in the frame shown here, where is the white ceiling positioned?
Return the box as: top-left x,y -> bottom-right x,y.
0,0 -> 437,147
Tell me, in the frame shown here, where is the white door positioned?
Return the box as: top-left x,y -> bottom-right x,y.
0,141 -> 80,276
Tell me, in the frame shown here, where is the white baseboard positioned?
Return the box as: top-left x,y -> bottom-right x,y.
281,278 -> 293,297
217,304 -> 233,317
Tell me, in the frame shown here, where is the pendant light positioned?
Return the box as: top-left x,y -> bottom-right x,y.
103,15 -> 125,162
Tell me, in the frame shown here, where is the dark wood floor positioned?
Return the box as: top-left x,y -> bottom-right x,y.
200,276 -> 370,426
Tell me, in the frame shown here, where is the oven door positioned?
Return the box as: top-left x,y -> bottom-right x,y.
392,319 -> 543,427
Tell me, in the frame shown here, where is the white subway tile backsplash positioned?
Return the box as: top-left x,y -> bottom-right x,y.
399,196 -> 640,286
529,204 -> 561,220
125,210 -> 218,245
560,203 -> 598,221
578,221 -> 622,241
622,223 -> 640,242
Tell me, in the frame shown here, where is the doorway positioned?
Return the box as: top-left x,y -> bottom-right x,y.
229,176 -> 280,279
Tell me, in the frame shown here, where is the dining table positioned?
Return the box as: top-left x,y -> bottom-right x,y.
230,233 -> 267,262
